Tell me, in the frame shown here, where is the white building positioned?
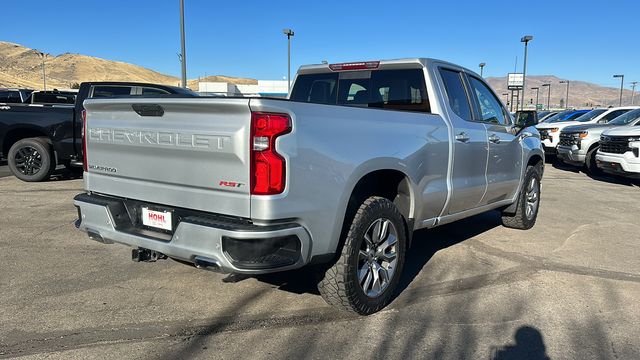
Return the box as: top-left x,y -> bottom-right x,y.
198,80 -> 288,97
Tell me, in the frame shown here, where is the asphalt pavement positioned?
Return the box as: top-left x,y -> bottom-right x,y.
0,164 -> 639,359
0,161 -> 10,178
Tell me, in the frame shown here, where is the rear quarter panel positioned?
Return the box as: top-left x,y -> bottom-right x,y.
249,99 -> 450,258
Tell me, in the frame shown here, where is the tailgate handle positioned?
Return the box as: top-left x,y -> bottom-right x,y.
132,104 -> 164,117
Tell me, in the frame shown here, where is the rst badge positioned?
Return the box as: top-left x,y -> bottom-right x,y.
219,181 -> 244,188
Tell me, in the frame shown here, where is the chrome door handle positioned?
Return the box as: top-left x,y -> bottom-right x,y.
489,134 -> 501,144
519,131 -> 533,140
455,132 -> 470,143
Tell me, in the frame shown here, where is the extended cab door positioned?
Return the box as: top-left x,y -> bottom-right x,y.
466,75 -> 522,204
438,68 -> 488,214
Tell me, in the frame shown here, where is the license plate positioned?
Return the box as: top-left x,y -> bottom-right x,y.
141,207 -> 173,231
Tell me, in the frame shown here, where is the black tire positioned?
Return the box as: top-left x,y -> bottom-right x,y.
584,146 -> 601,175
501,164 -> 542,230
317,196 -> 407,315
7,137 -> 55,182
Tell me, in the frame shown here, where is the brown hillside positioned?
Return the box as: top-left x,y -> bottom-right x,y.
486,75 -> 637,109
0,41 -> 256,90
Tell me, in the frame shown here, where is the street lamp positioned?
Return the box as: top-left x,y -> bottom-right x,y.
520,35 -> 533,110
613,74 -> 624,106
559,80 -> 570,109
631,81 -> 638,105
531,87 -> 539,109
283,28 -> 295,92
542,83 -> 551,110
179,0 -> 187,88
479,62 -> 486,77
38,51 -> 47,91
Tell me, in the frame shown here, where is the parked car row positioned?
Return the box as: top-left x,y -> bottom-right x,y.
0,88 -> 79,105
535,106 -> 640,179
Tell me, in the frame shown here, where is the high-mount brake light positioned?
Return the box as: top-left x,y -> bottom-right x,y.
250,112 -> 292,195
328,61 -> 380,71
82,109 -> 87,172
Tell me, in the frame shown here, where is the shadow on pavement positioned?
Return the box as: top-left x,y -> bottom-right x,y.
490,326 -> 550,360
552,158 -> 640,187
50,167 -> 83,181
255,210 -> 502,300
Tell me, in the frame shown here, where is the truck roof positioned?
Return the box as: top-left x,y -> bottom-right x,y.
297,58 -> 479,76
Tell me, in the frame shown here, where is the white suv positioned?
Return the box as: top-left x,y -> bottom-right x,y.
596,126 -> 640,178
537,107 -> 638,155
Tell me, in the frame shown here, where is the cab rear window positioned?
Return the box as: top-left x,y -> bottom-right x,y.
290,69 -> 430,113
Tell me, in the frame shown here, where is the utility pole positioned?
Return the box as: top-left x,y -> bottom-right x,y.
531,87 -> 539,109
613,74 -> 624,106
559,80 -> 570,109
631,81 -> 638,105
283,28 -> 295,93
520,35 -> 533,110
39,52 -> 47,91
179,0 -> 187,88
542,83 -> 551,110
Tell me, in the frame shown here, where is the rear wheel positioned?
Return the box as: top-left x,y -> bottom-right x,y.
7,138 -> 55,182
317,196 -> 407,315
501,165 -> 542,230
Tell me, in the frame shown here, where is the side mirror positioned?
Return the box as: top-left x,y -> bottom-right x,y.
515,110 -> 538,128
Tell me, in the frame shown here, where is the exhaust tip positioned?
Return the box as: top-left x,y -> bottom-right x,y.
194,256 -> 223,272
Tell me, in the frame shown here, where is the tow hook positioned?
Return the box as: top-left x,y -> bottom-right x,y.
132,248 -> 167,262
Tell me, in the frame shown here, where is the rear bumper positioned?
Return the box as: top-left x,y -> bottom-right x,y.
595,152 -> 640,178
74,193 -> 312,274
556,145 -> 586,165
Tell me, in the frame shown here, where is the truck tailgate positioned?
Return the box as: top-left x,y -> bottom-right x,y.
83,98 -> 251,218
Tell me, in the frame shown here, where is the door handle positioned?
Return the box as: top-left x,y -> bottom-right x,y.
489,134 -> 501,144
455,132 -> 470,143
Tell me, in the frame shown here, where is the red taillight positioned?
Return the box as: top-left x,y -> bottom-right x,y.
250,112 -> 291,195
328,61 -> 379,71
82,109 -> 87,172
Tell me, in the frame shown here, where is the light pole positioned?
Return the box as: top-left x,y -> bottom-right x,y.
283,28 -> 295,92
542,83 -> 551,110
631,81 -> 637,105
479,62 -> 486,77
559,80 -> 570,109
179,0 -> 187,88
38,52 -> 47,91
531,87 -> 539,109
613,74 -> 624,106
520,35 -> 533,110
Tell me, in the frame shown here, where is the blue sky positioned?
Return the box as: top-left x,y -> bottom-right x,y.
2,0 -> 638,87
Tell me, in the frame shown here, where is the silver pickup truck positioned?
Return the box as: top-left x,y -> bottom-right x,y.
74,58 -> 544,314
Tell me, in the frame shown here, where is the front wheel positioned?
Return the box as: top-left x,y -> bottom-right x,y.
584,146 -> 602,175
317,196 -> 407,315
7,138 -> 55,182
501,165 -> 542,230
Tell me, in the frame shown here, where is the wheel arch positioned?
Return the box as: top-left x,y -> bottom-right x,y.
2,126 -> 50,156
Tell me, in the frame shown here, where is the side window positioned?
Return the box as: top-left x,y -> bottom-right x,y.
141,87 -> 170,95
469,76 -> 509,125
290,73 -> 338,105
439,69 -> 473,121
92,86 -> 134,98
602,110 -> 628,121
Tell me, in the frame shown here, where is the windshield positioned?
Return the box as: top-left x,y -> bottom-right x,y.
576,109 -> 606,122
545,110 -> 574,123
607,108 -> 640,125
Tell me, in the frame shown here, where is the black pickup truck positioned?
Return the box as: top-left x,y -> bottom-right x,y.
0,82 -> 197,181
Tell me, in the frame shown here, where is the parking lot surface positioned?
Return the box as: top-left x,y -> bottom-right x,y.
0,164 -> 639,359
